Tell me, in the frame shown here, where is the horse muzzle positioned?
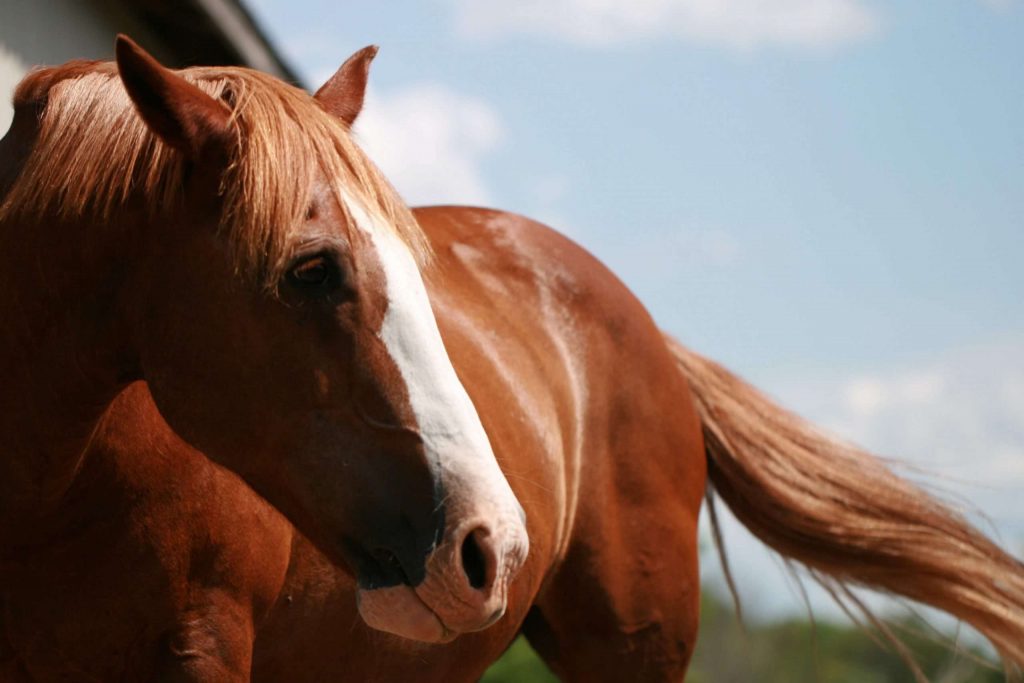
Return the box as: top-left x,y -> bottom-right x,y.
356,510 -> 529,642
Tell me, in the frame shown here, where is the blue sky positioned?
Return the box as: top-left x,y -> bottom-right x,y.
246,0 -> 1024,620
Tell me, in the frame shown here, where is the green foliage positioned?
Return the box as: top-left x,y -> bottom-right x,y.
687,590 -> 1003,683
481,636 -> 559,683
481,590 -> 1003,682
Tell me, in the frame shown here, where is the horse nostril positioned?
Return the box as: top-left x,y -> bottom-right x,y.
461,530 -> 488,590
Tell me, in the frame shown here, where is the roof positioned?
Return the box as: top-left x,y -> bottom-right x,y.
113,0 -> 301,85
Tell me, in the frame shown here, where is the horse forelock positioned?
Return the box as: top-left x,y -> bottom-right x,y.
0,60 -> 430,284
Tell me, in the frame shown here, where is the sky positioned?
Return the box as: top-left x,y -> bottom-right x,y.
238,0 -> 1024,623
254,0 -> 1022,623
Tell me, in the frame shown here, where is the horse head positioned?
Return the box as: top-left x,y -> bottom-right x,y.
0,38 -> 528,643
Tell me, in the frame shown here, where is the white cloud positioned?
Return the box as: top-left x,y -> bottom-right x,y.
979,0 -> 1020,11
447,0 -> 882,51
354,84 -> 503,206
703,338 -> 1024,624
823,342 -> 1024,508
254,21 -> 506,207
842,371 -> 946,418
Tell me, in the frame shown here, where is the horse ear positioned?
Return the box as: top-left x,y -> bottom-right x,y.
115,35 -> 231,157
314,45 -> 379,127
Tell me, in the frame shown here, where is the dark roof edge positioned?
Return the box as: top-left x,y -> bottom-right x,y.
188,0 -> 303,85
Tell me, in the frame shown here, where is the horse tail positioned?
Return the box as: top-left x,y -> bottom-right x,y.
663,335 -> 1024,673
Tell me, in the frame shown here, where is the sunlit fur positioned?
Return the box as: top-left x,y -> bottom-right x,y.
667,337 -> 1024,680
0,60 -> 429,283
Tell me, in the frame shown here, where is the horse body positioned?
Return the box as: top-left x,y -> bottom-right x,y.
0,40 -> 531,652
2,206 -> 707,681
3,41 -> 1024,683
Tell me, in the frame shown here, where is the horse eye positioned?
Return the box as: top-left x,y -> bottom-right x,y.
287,254 -> 337,289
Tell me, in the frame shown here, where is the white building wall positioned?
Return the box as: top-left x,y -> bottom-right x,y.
1,0 -> 169,134
0,44 -> 28,134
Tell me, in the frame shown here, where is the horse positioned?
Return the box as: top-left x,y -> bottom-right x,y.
0,35 -> 528,655
2,39 -> 1023,683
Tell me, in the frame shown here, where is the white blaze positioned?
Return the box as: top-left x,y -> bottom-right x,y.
343,195 -> 523,528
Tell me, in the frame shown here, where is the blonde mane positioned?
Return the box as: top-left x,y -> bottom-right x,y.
0,60 -> 429,281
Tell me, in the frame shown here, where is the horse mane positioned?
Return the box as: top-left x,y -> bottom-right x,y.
0,59 -> 428,281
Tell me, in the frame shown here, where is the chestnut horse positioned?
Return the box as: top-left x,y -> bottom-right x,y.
3,41 -> 1024,682
0,36 -> 527,656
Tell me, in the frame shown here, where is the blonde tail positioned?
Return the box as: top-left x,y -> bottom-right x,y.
665,336 -> 1024,675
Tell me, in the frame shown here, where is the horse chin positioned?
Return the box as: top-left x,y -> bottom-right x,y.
356,585 -> 459,644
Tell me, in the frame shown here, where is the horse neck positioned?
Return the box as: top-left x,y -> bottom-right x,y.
0,210 -> 137,525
